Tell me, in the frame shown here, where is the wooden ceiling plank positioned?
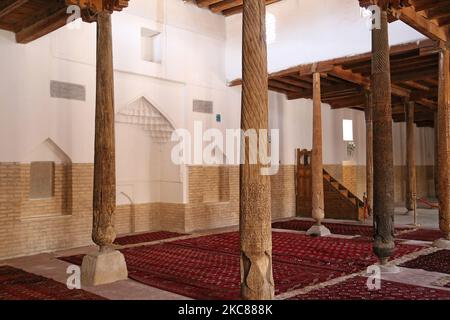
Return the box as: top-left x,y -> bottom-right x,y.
390,5 -> 448,42
15,6 -> 68,44
195,0 -> 223,8
210,0 -> 243,13
0,0 -> 28,19
412,0 -> 450,12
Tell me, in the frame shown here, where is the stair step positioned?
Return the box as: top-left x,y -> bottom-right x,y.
340,189 -> 349,196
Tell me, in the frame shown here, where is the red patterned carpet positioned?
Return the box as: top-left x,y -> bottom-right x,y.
397,229 -> 445,242
173,232 -> 421,273
114,231 -> 186,246
272,219 -> 411,237
400,250 -> 450,274
0,266 -> 106,300
60,231 -> 422,300
289,276 -> 450,300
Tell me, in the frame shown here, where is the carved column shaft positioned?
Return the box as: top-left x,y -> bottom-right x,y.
365,91 -> 374,216
371,8 -> 395,263
311,72 -> 325,224
92,12 -> 116,249
434,111 -> 439,199
438,46 -> 450,239
240,0 -> 274,300
406,101 -> 416,211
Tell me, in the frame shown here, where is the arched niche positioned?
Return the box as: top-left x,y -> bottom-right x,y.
116,96 -> 176,144
115,96 -> 182,213
22,138 -> 73,217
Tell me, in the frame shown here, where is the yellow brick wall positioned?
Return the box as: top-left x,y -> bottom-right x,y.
342,165 -> 357,196
325,164 -> 435,203
0,163 -> 162,259
185,165 -> 239,232
324,164 -> 343,182
394,165 -> 435,204
20,164 -> 72,218
0,163 -> 297,259
271,165 -> 296,219
185,165 -> 296,232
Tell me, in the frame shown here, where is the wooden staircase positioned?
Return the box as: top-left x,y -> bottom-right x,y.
296,149 -> 365,221
322,169 -> 365,221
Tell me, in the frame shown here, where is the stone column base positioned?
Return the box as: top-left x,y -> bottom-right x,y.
81,249 -> 128,286
306,225 -> 331,237
432,238 -> 450,249
376,263 -> 401,274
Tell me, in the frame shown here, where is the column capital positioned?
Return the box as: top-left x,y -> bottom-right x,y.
366,0 -> 407,11
439,41 -> 450,51
66,0 -> 129,22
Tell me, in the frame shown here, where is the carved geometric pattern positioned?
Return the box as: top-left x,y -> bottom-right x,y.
116,97 -> 175,143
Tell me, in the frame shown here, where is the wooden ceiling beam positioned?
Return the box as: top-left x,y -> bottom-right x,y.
359,1 -> 448,43
1,0 -> 131,43
0,0 -> 28,19
209,0 -> 243,13
424,4 -> 450,19
412,0 -> 450,12
401,80 -> 431,90
186,0 -> 281,16
16,6 -> 68,44
195,0 -> 222,8
390,5 -> 448,43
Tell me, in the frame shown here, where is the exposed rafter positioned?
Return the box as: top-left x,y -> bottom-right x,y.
359,0 -> 449,43
185,0 -> 281,16
0,0 -> 130,43
229,39 -> 439,127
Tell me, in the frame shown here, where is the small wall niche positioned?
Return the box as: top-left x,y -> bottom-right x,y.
141,28 -> 162,64
30,162 -> 54,200
22,138 -> 73,218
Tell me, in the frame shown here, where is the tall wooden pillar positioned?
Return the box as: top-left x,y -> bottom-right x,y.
306,73 -> 330,236
240,0 -> 274,300
81,10 -> 128,286
92,11 -> 116,248
406,101 -> 416,211
435,45 -> 450,246
371,6 -> 396,265
365,91 -> 374,216
312,72 -> 324,224
434,111 -> 439,199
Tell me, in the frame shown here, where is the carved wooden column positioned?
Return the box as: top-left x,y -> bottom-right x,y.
92,11 -> 116,249
240,0 -> 274,300
371,5 -> 397,270
434,111 -> 439,199
81,10 -> 128,286
406,101 -> 416,211
307,72 -> 330,236
365,91 -> 374,216
434,44 -> 450,248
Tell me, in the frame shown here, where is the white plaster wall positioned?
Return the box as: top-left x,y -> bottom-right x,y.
0,0 -> 229,205
225,0 -> 430,168
269,90 -> 434,167
268,91 -> 367,165
225,0 -> 426,80
393,123 -> 435,166
0,0 -> 434,207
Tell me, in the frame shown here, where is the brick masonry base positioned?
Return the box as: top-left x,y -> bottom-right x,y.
0,164 -> 295,259
0,163 -> 434,259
